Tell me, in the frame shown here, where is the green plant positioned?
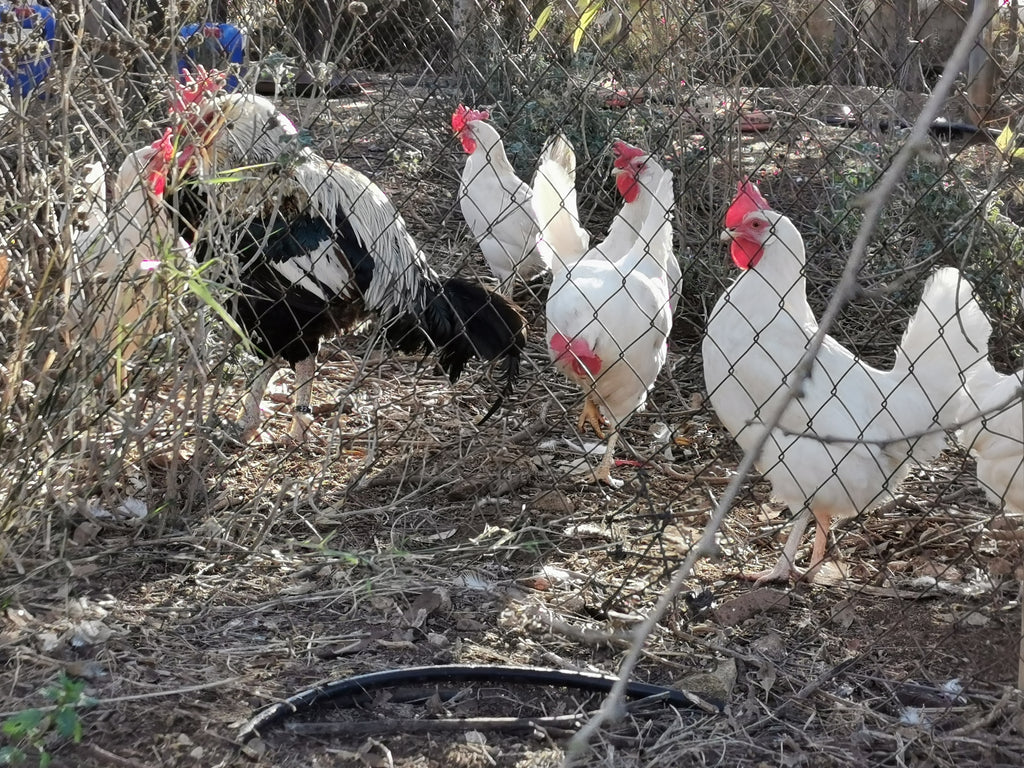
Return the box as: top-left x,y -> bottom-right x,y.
995,122 -> 1024,161
0,674 -> 94,767
804,152 -> 1024,368
530,0 -> 644,53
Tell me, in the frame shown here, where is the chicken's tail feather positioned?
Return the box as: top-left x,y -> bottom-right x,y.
896,267 -> 993,425
384,278 -> 527,416
532,134 -> 589,269
540,133 -> 577,179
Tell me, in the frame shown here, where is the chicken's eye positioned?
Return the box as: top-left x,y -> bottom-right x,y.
751,220 -> 762,228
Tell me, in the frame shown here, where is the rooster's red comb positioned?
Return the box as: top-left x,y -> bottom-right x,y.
451,104 -> 490,133
150,127 -> 175,160
146,128 -> 176,196
612,140 -> 646,169
725,178 -> 771,228
172,66 -> 227,114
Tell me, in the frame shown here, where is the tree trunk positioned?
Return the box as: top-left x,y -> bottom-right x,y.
966,0 -> 999,125
892,0 -> 923,92
702,0 -> 728,79
452,0 -> 487,88
831,0 -> 865,86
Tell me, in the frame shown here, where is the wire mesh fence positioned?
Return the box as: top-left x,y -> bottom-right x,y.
1,1 -> 1024,765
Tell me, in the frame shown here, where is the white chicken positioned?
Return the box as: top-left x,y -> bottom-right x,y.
703,179 -> 992,583
453,104 -> 552,291
541,145 -> 676,487
958,333 -> 1023,515
68,136 -> 192,367
957,298 -> 1024,695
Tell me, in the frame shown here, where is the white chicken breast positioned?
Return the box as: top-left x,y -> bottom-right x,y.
959,353 -> 1023,515
68,139 -> 193,368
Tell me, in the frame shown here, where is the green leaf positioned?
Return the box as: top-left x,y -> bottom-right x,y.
0,747 -> 27,766
528,4 -> 554,42
2,710 -> 44,738
996,123 -> 1014,153
572,0 -> 604,53
995,123 -> 1024,159
54,709 -> 81,743
46,675 -> 85,705
38,752 -> 50,768
185,275 -> 250,346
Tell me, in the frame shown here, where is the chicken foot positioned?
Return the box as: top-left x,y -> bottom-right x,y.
577,395 -> 607,438
740,508 -> 834,585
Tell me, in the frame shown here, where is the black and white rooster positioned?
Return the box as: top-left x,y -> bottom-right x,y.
157,73 -> 527,441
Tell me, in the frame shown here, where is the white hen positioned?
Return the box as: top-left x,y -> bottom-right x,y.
69,137 -> 192,365
542,147 -> 675,487
453,104 -> 551,291
596,141 -> 682,314
703,180 -> 992,583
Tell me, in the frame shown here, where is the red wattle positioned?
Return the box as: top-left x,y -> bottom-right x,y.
147,171 -> 166,196
550,333 -> 602,378
616,172 -> 639,203
730,237 -> 763,270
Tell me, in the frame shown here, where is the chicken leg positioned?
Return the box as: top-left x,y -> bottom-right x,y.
237,364 -> 275,442
288,355 -> 316,442
741,508 -> 833,585
803,508 -> 833,582
592,430 -> 623,488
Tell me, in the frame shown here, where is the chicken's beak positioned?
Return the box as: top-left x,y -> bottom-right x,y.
720,228 -> 734,243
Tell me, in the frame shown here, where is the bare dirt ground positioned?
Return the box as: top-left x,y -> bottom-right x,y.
2,78 -> 1023,767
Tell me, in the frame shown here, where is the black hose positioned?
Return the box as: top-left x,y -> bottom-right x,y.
238,663 -> 720,741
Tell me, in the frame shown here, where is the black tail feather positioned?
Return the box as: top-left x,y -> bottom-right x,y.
434,278 -> 526,381
383,278 -> 526,413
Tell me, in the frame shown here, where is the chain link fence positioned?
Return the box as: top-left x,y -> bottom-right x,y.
2,1 -> 1023,765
